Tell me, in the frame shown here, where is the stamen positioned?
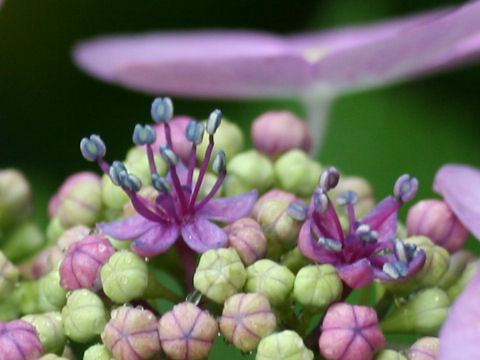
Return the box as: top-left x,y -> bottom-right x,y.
80,135 -> 106,161
152,174 -> 172,194
120,173 -> 142,193
313,188 -> 329,213
206,109 -> 222,135
316,236 -> 343,252
355,224 -> 379,243
189,132 -> 215,209
287,201 -> 308,221
383,261 -> 408,279
159,144 -> 179,166
195,151 -> 227,212
212,150 -> 226,174
132,124 -> 156,145
394,174 -> 419,202
186,121 -> 205,145
159,146 -> 188,213
109,160 -> 127,186
336,191 -> 358,206
393,238 -> 408,263
319,166 -> 340,191
151,97 -> 173,124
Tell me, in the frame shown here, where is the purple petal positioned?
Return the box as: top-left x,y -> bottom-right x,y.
360,196 -> 400,236
132,223 -> 180,257
337,259 -> 374,289
197,190 -> 258,223
438,266 -> 480,360
181,217 -> 228,253
434,164 -> 480,239
97,215 -> 158,240
298,220 -> 340,265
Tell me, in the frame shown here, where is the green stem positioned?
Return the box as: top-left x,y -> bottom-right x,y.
144,272 -> 183,304
374,291 -> 394,320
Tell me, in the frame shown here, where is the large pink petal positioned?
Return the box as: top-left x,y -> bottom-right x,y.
97,215 -> 158,240
438,265 -> 480,359
181,217 -> 227,253
132,223 -> 180,257
197,190 -> 258,223
434,164 -> 480,240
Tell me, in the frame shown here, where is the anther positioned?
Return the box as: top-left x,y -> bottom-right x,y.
132,124 -> 156,145
394,174 -> 419,202
287,201 -> 308,221
186,121 -> 205,145
80,135 -> 106,161
319,166 -> 340,191
206,109 -> 222,135
151,97 -> 174,123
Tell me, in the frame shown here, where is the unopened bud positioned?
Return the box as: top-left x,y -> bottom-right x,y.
407,337 -> 439,360
257,330 -> 313,360
374,350 -> 407,360
0,320 -> 44,359
1,222 -> 44,262
198,117 -> 244,162
251,189 -> 297,220
446,260 -> 478,301
0,251 -> 19,300
22,312 -> 65,355
332,176 -> 375,220
0,169 -> 32,229
438,250 -> 475,290
38,268 -> 67,312
225,218 -> 266,265
83,344 -> 115,360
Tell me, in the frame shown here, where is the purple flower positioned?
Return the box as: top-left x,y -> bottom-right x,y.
434,164 -> 480,359
74,2 -> 480,151
298,167 -> 425,289
82,98 -> 257,258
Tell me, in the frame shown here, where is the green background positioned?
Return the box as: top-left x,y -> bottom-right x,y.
1,0 -> 479,357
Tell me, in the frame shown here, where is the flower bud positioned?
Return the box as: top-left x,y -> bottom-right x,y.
220,293 -> 276,351
332,176 -> 375,220
50,172 -> 102,227
14,280 -> 40,315
446,260 -> 478,301
152,116 -> 194,163
159,302 -> 218,360
319,303 -> 385,360
61,289 -> 107,342
102,306 -> 160,360
256,330 -> 313,360
192,168 -> 223,199
1,222 -> 44,262
84,344 -> 115,360
0,169 -> 32,229
407,199 -> 469,253
194,248 -> 247,303
100,250 -> 149,303
0,292 -> 20,321
438,250 -> 475,290
245,259 -> 295,306
45,217 -> 65,245
38,268 -> 67,312
122,186 -> 158,217
251,111 -> 312,158
22,312 -> 65,355
0,319 -> 44,359
280,246 -> 311,274
223,150 -> 274,196
38,355 -> 69,360
407,337 -> 439,360
197,117 -> 244,162
293,264 -> 343,311
380,287 -> 449,335
273,149 -> 322,198
225,218 -> 267,265
374,350 -> 408,360
0,251 -> 19,300
251,189 -> 298,220
60,234 -> 116,291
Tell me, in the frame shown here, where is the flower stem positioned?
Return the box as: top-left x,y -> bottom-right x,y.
175,240 -> 198,292
301,93 -> 333,156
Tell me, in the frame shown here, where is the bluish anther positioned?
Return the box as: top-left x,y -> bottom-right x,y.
186,121 -> 205,145
109,160 -> 127,186
317,236 -> 343,252
383,261 -> 408,279
394,174 -> 419,202
132,124 -> 156,145
159,144 -> 179,166
206,109 -> 222,135
80,135 -> 106,161
355,224 -> 379,243
152,174 -> 172,194
151,97 -> 173,123
121,173 -> 142,192
337,191 -> 359,206
287,201 -> 308,221
319,166 -> 340,191
313,188 -> 329,213
212,150 -> 226,174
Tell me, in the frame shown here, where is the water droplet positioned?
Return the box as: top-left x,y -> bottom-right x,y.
136,305 -> 144,311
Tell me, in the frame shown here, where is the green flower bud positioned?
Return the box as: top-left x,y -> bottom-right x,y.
100,250 -> 149,303
446,260 -> 478,301
84,344 -> 115,360
0,250 -> 19,300
293,264 -> 342,310
224,150 -> 274,196
256,330 -> 313,360
2,222 -> 44,262
225,218 -> 267,265
38,268 -> 67,312
121,186 -> 158,218
380,287 -> 450,335
197,117 -> 244,162
0,289 -> 21,320
38,355 -> 69,360
22,311 -> 66,355
332,176 -> 375,220
61,288 -> 107,342
374,350 -> 408,360
46,217 -> 66,245
245,259 -> 295,306
194,248 -> 247,303
407,337 -> 439,359
193,168 -> 222,199
273,149 -> 321,198
438,250 -> 475,290
14,280 -> 40,314
280,246 -> 311,274
0,169 -> 32,230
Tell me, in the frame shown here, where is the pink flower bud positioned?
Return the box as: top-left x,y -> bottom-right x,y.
225,218 -> 267,265
102,306 -> 161,360
407,199 -> 468,253
158,302 -> 218,360
251,111 -> 312,158
152,116 -> 193,163
407,337 -> 439,360
60,234 -> 116,291
0,320 -> 44,360
319,303 -> 385,360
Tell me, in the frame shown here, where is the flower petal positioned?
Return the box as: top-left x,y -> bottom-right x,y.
438,265 -> 480,360
197,190 -> 258,223
132,223 -> 180,257
434,164 -> 480,240
97,215 -> 158,240
337,259 -> 374,289
181,217 -> 228,253
360,196 -> 400,238
298,220 -> 340,265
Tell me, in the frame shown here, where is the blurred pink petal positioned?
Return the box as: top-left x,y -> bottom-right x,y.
433,164 -> 480,240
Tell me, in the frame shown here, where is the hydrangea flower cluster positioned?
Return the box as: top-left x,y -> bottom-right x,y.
0,97 -> 478,360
